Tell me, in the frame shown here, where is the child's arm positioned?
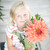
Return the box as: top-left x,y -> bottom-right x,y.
6,35 -> 20,50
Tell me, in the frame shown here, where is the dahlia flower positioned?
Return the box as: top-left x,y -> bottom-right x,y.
24,18 -> 49,44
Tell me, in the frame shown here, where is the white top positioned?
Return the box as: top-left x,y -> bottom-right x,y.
4,24 -> 25,50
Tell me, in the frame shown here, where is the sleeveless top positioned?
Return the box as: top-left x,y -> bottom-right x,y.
4,24 -> 25,50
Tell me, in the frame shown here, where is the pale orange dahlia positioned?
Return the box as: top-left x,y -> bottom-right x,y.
24,18 -> 49,44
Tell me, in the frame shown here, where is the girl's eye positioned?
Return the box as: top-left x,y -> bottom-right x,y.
24,14 -> 27,16
17,15 -> 21,17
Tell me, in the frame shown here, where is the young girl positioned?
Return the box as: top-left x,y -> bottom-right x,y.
4,1 -> 35,50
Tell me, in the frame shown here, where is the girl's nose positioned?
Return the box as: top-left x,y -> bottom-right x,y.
21,16 -> 25,20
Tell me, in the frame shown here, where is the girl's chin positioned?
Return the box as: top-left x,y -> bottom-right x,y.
20,24 -> 24,27
20,24 -> 25,27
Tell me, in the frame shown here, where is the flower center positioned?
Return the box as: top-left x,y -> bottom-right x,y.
37,29 -> 42,35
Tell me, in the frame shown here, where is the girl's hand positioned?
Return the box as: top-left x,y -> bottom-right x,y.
28,46 -> 35,50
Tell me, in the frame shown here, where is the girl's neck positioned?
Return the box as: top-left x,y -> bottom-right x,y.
17,26 -> 24,32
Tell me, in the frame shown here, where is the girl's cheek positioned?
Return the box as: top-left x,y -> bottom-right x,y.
15,17 -> 17,21
25,16 -> 29,21
16,17 -> 20,21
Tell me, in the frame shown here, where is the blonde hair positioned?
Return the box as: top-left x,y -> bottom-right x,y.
8,1 -> 31,26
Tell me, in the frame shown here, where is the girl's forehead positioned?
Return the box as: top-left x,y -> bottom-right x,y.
15,7 -> 29,15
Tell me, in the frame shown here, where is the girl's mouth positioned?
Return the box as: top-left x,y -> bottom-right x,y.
20,21 -> 25,23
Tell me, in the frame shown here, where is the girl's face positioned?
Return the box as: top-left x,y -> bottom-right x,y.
15,7 -> 30,28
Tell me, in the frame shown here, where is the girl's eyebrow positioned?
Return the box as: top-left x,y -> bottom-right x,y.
24,14 -> 27,16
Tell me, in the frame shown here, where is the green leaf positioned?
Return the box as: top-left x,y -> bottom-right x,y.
12,31 -> 25,47
0,6 -> 4,8
12,31 -> 17,35
0,12 -> 4,21
24,37 -> 31,50
35,14 -> 40,20
0,12 -> 4,16
41,18 -> 43,21
12,31 -> 21,40
0,8 -> 2,10
30,16 -> 34,23
35,14 -> 43,21
0,6 -> 4,21
32,43 -> 37,48
0,16 -> 4,21
23,22 -> 29,28
24,37 -> 37,50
